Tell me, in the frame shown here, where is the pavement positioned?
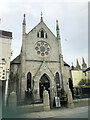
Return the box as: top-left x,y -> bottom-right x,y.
2,98 -> 89,119
17,105 -> 89,118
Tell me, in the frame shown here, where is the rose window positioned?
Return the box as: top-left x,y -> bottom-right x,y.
35,41 -> 50,57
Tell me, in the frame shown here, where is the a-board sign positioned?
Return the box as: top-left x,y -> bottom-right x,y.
55,96 -> 61,107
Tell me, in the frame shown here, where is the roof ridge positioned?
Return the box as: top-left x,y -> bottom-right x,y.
27,21 -> 56,38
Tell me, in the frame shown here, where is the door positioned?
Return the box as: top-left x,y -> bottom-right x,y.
39,74 -> 50,99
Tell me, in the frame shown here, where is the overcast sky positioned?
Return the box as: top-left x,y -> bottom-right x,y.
0,0 -> 88,67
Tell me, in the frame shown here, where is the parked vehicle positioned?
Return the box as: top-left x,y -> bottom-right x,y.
73,85 -> 90,99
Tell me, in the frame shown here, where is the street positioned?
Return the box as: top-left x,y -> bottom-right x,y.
19,106 -> 88,118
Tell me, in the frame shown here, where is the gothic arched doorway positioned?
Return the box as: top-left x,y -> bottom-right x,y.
39,74 -> 50,99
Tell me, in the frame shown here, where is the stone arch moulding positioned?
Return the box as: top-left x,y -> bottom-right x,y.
34,61 -> 54,81
39,73 -> 51,85
33,63 -> 56,102
35,71 -> 54,100
37,28 -> 47,38
34,69 -> 55,85
34,69 -> 55,90
39,73 -> 50,99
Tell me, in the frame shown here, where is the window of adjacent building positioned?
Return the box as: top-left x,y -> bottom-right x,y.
2,77 -> 5,79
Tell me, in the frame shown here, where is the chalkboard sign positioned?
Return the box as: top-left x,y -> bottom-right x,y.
55,96 -> 61,107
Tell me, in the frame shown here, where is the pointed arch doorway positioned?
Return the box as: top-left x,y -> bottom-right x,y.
39,74 -> 50,99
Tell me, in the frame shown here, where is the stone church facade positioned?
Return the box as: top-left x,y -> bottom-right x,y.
10,14 -> 72,107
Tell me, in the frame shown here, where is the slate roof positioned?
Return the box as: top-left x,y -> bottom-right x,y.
27,20 -> 56,38
64,61 -> 70,67
0,30 -> 12,38
11,55 -> 21,65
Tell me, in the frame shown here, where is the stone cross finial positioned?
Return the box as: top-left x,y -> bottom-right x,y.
40,11 -> 43,22
41,11 -> 43,17
56,20 -> 58,24
56,20 -> 59,30
24,14 -> 25,18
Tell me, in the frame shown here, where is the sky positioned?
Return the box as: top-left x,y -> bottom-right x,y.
0,0 -> 88,67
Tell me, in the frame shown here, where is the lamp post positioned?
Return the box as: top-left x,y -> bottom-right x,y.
5,69 -> 9,107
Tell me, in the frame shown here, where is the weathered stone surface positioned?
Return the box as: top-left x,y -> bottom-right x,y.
43,90 -> 50,111
8,91 -> 17,110
67,89 -> 74,108
10,15 -> 73,107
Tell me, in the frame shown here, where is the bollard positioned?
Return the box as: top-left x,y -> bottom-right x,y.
43,90 -> 50,111
8,91 -> 17,111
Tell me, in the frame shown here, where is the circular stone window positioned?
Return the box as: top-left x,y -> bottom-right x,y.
35,41 -> 50,57
40,46 -> 45,52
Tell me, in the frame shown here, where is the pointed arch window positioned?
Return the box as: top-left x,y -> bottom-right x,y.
27,72 -> 32,91
37,29 -> 47,38
41,30 -> 44,38
55,72 -> 60,88
37,32 -> 39,37
46,33 -> 47,38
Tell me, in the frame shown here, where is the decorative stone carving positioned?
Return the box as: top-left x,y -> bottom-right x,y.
35,41 -> 50,57
43,90 -> 50,111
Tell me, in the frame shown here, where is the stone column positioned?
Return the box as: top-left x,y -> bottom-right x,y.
39,32 -> 41,37
8,91 -> 17,111
44,33 -> 46,38
21,75 -> 27,101
43,90 -> 50,111
50,88 -> 54,108
33,80 -> 40,100
67,89 -> 74,108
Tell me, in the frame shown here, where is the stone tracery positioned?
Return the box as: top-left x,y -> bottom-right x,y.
35,41 -> 50,57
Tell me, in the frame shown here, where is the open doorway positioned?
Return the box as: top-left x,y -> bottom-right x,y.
39,74 -> 50,99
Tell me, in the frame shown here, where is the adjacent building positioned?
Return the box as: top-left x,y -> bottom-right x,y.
0,30 -> 12,106
71,58 -> 88,87
0,30 -> 12,80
